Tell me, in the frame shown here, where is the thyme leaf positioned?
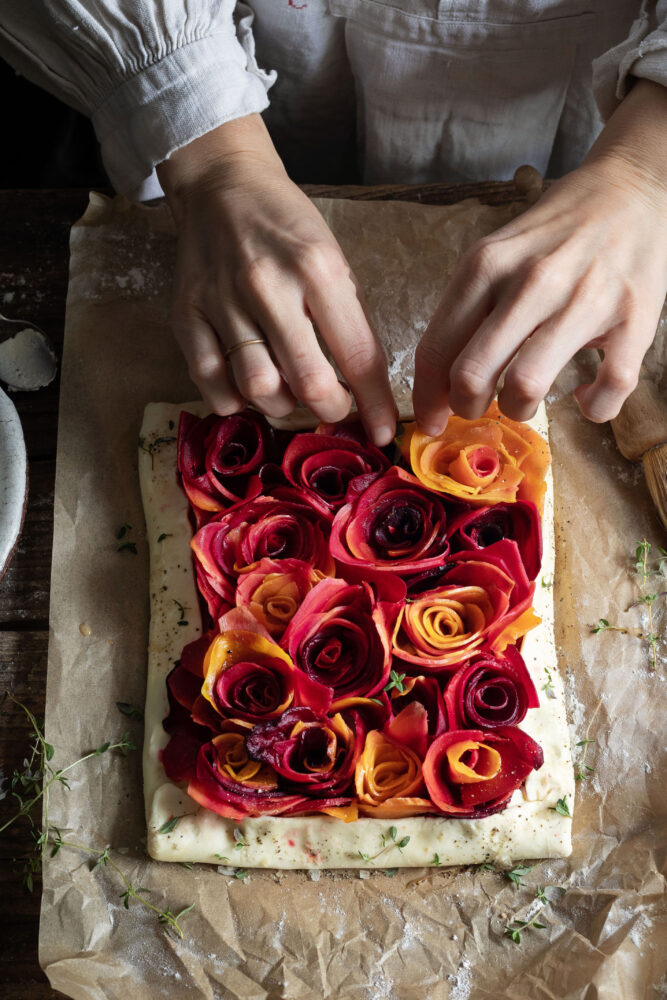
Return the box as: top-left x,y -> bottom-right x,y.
549,796 -> 571,818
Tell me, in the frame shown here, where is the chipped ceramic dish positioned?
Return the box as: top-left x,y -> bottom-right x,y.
0,313 -> 58,392
0,387 -> 28,580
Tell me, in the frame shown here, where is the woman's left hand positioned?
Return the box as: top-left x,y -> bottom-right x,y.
413,80 -> 667,434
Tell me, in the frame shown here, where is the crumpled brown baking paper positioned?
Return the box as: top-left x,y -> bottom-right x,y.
40,192 -> 666,1000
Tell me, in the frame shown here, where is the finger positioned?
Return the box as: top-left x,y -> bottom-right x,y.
573,329 -> 645,423
219,300 -> 296,419
445,255 -> 578,422
496,293 -> 612,421
172,307 -> 245,415
412,239 -> 504,435
305,263 -> 397,447
246,282 -> 355,427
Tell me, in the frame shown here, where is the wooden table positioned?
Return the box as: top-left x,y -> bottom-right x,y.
0,181 -> 524,998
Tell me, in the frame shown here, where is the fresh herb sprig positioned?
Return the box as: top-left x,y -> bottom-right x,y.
504,864 -> 535,888
590,539 -> 665,670
574,698 -> 601,782
541,666 -> 556,700
548,796 -> 571,818
358,825 -> 411,866
173,600 -> 189,627
138,434 -> 177,470
383,671 -> 407,695
504,916 -> 547,944
1,694 -> 194,938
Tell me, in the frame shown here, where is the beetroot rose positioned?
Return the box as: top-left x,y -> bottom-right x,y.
191,489 -> 334,607
355,729 -> 432,818
282,430 -> 388,513
423,726 -> 543,817
201,623 -> 332,724
282,578 -> 395,698
444,647 -> 539,730
235,557 -> 328,639
187,731 -> 356,821
177,410 -> 272,517
447,501 -> 542,581
330,466 -> 456,578
245,706 -> 363,796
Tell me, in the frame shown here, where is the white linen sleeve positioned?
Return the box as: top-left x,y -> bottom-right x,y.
593,1 -> 667,119
0,0 -> 276,195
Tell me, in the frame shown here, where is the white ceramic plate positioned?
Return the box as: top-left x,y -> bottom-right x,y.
0,387 -> 27,581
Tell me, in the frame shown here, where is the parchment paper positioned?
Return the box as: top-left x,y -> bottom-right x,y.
40,192 -> 667,1000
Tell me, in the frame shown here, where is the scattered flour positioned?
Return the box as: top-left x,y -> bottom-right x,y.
449,956 -> 472,1000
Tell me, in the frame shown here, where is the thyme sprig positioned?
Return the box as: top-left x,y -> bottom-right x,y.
115,523 -> 138,555
1,694 -> 194,938
504,864 -> 535,888
358,825 -> 411,865
383,670 -> 407,695
138,434 -> 177,470
574,698 -> 601,782
541,666 -> 556,700
590,539 -> 665,670
504,915 -> 547,944
173,599 -> 189,627
548,796 -> 571,818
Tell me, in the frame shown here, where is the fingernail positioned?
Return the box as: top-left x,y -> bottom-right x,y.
418,422 -> 445,437
372,424 -> 396,448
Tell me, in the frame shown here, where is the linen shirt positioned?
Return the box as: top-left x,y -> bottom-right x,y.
1,1 -> 666,198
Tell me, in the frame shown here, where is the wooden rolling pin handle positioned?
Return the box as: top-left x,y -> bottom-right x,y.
513,165 -> 544,205
642,443 -> 667,531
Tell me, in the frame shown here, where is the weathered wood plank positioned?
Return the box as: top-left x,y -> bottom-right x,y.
0,189 -> 90,461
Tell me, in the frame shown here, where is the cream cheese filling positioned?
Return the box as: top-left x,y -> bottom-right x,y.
140,401 -> 573,868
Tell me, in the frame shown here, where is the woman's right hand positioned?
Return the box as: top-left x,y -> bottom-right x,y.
156,115 -> 397,447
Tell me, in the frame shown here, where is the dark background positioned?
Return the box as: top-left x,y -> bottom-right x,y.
1,58 -> 108,189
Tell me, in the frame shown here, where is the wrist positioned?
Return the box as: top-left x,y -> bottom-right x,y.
157,114 -> 285,212
583,80 -> 667,209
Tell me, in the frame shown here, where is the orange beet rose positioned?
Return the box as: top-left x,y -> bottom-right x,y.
355,730 -> 432,817
402,401 -> 550,513
235,557 -> 328,639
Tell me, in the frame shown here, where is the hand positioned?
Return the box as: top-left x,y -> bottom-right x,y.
157,115 -> 396,447
414,80 -> 667,433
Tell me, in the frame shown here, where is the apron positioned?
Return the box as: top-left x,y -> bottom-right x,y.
244,0 -> 639,183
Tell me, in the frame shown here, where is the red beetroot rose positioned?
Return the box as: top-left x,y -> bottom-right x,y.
447,501 -> 542,581
330,466 -> 457,579
423,725 -> 543,817
444,646 -> 539,730
245,705 -> 364,796
191,489 -> 335,614
187,730 -> 357,821
200,613 -> 332,724
282,577 -> 398,699
177,410 -> 272,518
388,675 -> 448,747
282,429 -> 389,513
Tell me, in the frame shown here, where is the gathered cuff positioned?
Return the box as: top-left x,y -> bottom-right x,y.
593,4 -> 667,120
92,29 -> 275,195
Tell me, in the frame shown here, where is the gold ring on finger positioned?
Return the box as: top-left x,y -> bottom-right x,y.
223,338 -> 267,361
